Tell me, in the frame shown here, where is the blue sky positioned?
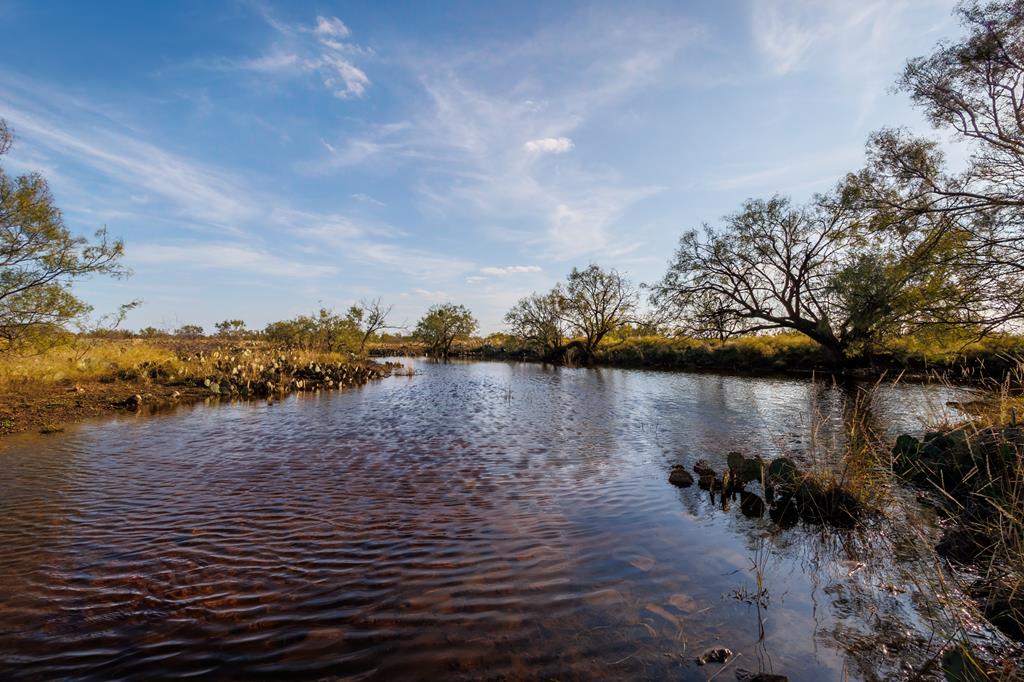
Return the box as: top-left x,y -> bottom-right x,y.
0,0 -> 960,333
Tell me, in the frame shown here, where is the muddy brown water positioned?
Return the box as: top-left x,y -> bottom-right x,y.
0,359 -> 976,680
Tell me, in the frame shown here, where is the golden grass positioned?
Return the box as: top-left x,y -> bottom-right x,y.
0,338 -> 370,392
0,340 -> 180,390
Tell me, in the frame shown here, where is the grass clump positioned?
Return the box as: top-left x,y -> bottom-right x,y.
0,340 -> 181,391
889,376 -> 1024,650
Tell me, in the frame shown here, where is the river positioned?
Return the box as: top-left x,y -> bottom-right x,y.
0,359 -> 976,680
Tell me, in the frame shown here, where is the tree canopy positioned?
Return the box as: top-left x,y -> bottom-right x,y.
414,303 -> 477,357
0,119 -> 126,351
505,264 -> 637,362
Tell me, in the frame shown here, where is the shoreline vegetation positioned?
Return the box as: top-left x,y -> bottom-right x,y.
369,331 -> 1024,384
0,336 -> 398,438
4,327 -> 1019,439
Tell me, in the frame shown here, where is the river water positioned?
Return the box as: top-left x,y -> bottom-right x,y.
0,359 -> 973,680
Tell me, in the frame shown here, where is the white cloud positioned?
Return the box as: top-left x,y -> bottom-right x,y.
130,243 -> 338,279
0,74 -> 472,287
238,10 -> 371,99
311,10 -> 697,261
314,16 -> 350,38
479,265 -> 542,275
351,192 -> 385,206
0,91 -> 254,231
239,52 -> 300,73
750,1 -> 955,77
524,136 -> 574,154
312,54 -> 369,99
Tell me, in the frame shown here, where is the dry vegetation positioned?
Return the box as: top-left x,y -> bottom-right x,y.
0,337 -> 392,437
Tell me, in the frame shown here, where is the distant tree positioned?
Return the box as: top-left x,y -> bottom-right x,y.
414,303 -> 477,357
138,326 -> 163,338
214,319 -> 247,337
0,118 -> 127,351
557,264 -> 637,358
504,291 -> 565,356
263,308 -> 362,352
175,324 -> 204,337
347,298 -> 395,353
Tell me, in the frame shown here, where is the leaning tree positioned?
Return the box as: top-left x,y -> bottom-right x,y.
651,193 -> 969,366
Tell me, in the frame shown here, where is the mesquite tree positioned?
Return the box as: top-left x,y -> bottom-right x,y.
505,291 -> 565,355
651,194 -> 965,365
414,303 -> 477,357
349,298 -> 395,353
557,264 -> 637,357
0,119 -> 126,350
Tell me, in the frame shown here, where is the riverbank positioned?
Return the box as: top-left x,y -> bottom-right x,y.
0,338 -> 395,437
890,395 -> 1024,666
370,332 -> 1024,384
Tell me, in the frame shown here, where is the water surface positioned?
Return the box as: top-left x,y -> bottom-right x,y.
0,360 -> 971,680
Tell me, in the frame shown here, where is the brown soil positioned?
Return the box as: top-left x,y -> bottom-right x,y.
0,378 -> 210,437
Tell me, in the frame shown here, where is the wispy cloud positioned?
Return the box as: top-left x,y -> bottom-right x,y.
0,83 -> 254,231
0,72 -> 470,284
130,243 -> 338,278
524,137 -> 574,154
223,7 -> 372,99
307,8 -> 700,261
479,265 -> 542,275
314,16 -> 350,38
750,1 -> 954,77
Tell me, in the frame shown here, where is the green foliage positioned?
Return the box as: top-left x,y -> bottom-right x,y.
595,333 -> 828,371
263,308 -> 360,353
175,324 -> 204,337
214,319 -> 247,337
0,118 -> 127,352
505,264 -> 637,360
262,300 -> 392,355
414,303 -> 477,356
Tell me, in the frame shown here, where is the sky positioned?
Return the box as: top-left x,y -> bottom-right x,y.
0,0 -> 962,334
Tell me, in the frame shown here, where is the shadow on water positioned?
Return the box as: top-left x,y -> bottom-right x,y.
0,357 -> 1002,680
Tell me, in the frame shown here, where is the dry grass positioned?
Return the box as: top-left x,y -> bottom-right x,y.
0,338 -> 391,436
880,367 -> 1024,678
0,339 -> 181,390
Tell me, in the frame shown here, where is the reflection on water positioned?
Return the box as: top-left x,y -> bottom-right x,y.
0,359 -> 972,680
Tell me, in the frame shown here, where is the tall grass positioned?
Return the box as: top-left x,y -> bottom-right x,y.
878,365 -> 1024,678
0,338 -> 379,394
0,340 -> 180,390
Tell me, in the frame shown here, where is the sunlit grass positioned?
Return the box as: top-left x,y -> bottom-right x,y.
0,340 -> 181,389
0,338 -> 372,392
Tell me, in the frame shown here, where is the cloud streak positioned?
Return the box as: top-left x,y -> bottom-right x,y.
524,137 -> 574,154
232,8 -> 372,99
479,265 -> 541,275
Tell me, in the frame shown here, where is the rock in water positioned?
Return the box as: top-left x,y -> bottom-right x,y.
668,465 -> 694,487
696,647 -> 733,665
766,457 -> 797,486
726,451 -> 746,471
693,459 -> 716,477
